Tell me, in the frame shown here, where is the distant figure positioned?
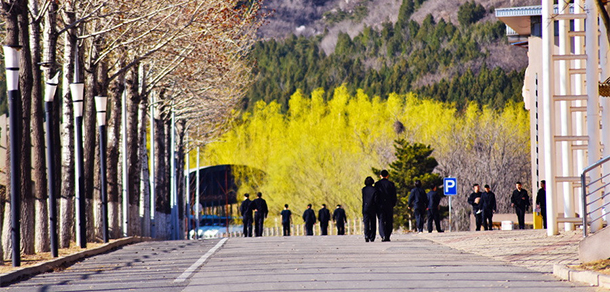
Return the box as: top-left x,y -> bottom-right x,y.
408,180 -> 428,233
251,192 -> 268,237
426,184 -> 443,233
318,204 -> 331,235
536,180 -> 547,229
333,205 -> 347,235
302,204 -> 316,236
362,176 -> 378,242
281,204 -> 292,236
240,193 -> 253,237
511,182 -> 530,230
376,170 -> 397,242
481,185 -> 497,231
468,184 -> 483,231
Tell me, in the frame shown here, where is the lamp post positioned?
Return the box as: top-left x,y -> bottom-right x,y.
4,45 -> 21,267
70,49 -> 86,248
44,72 -> 60,257
95,96 -> 109,243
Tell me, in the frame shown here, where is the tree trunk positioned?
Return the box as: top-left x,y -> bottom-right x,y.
59,10 -> 76,248
18,5 -> 35,256
176,120 -> 186,239
138,66 -> 150,238
126,67 -> 141,236
83,50 -> 98,242
154,104 -> 170,239
93,62 -> 109,240
29,0 -> 49,253
107,74 -> 124,239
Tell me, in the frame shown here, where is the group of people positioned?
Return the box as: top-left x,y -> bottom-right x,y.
361,170 -> 398,242
297,204 -> 347,236
406,180 -> 444,234
239,192 -> 269,237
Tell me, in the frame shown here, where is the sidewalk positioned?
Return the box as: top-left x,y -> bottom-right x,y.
423,229 -> 583,273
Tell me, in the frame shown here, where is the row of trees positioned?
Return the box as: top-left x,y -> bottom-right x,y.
0,0 -> 265,262
202,86 -> 531,231
245,0 -> 522,112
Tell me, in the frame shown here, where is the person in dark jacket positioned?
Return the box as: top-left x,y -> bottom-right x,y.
362,176 -> 378,242
333,205 -> 347,235
240,193 -> 253,237
281,204 -> 292,236
251,192 -> 268,237
408,180 -> 428,233
303,204 -> 316,236
481,185 -> 497,231
318,204 -> 331,235
426,184 -> 443,233
468,184 -> 483,231
511,182 -> 530,229
375,170 -> 397,241
536,180 -> 547,229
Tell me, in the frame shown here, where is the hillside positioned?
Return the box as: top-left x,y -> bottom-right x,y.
249,0 -> 534,110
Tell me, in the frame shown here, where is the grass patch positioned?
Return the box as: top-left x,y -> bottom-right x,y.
573,259 -> 610,275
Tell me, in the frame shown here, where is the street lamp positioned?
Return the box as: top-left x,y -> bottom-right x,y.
95,96 -> 109,243
70,49 -> 86,248
4,45 -> 21,267
44,72 -> 60,257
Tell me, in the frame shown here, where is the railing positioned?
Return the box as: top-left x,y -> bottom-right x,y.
580,155 -> 610,237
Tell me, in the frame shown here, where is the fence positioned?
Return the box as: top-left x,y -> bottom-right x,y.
581,155 -> 610,236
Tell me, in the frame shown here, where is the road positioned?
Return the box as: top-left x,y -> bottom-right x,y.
2,234 -> 598,292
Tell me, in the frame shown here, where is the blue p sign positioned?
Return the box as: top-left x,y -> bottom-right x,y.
444,178 -> 457,196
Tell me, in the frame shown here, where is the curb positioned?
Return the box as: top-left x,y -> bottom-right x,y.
0,236 -> 149,287
553,264 -> 610,290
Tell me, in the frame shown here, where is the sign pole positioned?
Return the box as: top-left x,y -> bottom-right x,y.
449,196 -> 452,232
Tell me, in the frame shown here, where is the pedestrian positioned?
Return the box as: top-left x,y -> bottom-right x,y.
468,184 -> 483,231
240,193 -> 253,237
511,182 -> 530,230
375,170 -> 397,241
536,180 -> 547,229
281,204 -> 292,236
318,204 -> 331,235
426,184 -> 443,233
251,192 -> 268,237
362,176 -> 378,242
408,180 -> 428,233
333,205 -> 347,235
481,185 -> 497,231
302,204 -> 316,236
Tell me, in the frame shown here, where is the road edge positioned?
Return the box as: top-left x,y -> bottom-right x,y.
0,236 -> 150,287
554,264 -> 610,289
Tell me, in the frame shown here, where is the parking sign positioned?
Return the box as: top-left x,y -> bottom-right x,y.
444,178 -> 457,196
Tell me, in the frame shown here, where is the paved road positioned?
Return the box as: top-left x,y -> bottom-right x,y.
2,234 -> 599,292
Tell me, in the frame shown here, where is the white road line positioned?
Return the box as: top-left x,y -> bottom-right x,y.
174,238 -> 228,283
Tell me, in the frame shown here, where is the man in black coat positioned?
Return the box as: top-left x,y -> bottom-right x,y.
536,180 -> 547,229
302,204 -> 316,236
333,205 -> 347,235
318,204 -> 331,235
468,184 -> 483,231
362,176 -> 377,242
409,180 -> 428,233
426,184 -> 443,233
375,170 -> 397,241
511,182 -> 530,229
240,193 -> 253,237
251,192 -> 268,237
481,185 -> 497,231
281,204 -> 292,236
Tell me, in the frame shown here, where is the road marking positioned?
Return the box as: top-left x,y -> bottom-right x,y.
174,238 -> 228,283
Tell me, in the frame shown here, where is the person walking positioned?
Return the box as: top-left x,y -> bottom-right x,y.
408,180 -> 428,233
251,192 -> 268,237
426,184 -> 443,233
481,185 -> 497,231
511,182 -> 530,230
303,204 -> 316,236
536,180 -> 547,229
318,204 -> 331,235
333,205 -> 347,235
240,193 -> 253,237
281,204 -> 292,236
362,176 -> 378,242
375,170 -> 397,241
468,184 -> 483,231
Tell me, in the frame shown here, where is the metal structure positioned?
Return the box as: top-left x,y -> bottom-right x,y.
70,47 -> 86,248
580,156 -> 610,236
96,96 -> 109,243
44,72 -> 60,257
